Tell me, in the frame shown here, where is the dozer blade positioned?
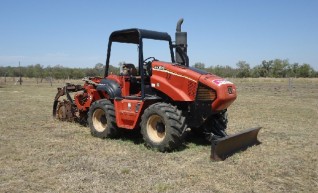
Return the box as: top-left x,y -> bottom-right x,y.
211,127 -> 262,161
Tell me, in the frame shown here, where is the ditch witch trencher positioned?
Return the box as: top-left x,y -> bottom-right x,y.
53,19 -> 261,161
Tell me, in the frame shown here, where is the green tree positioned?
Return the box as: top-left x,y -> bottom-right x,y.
297,63 -> 314,77
193,62 -> 205,69
95,63 -> 104,77
236,61 -> 250,78
261,60 -> 274,77
108,65 -> 120,75
251,65 -> 261,78
272,59 -> 289,78
52,65 -> 67,80
285,63 -> 299,77
34,64 -> 44,83
70,68 -> 85,79
25,65 -> 35,78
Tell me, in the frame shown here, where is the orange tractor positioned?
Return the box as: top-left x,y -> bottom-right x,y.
53,19 -> 261,160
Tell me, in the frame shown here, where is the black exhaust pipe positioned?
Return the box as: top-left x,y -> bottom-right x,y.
175,18 -> 188,66
176,18 -> 184,32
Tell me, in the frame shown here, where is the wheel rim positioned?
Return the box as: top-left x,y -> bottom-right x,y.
146,115 -> 166,143
93,108 -> 107,132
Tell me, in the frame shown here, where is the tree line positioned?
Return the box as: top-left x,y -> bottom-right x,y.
0,59 -> 317,81
194,59 -> 317,78
0,63 -> 120,82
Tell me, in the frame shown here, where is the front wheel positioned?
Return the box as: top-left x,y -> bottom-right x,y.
88,99 -> 119,138
140,103 -> 187,152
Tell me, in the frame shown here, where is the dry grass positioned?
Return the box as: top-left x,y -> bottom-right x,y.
0,78 -> 317,192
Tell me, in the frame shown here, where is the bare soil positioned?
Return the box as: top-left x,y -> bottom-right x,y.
0,78 -> 317,192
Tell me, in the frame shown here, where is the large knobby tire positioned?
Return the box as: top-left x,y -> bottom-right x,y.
202,110 -> 228,142
140,103 -> 187,152
88,99 -> 119,138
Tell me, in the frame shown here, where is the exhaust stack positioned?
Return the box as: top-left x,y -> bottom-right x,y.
175,18 -> 188,66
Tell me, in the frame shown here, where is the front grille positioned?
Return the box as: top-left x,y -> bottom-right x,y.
196,85 -> 216,101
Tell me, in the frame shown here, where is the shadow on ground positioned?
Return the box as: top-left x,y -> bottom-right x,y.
117,129 -> 210,152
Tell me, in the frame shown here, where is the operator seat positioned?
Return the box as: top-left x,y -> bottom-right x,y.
120,63 -> 141,95
121,63 -> 137,76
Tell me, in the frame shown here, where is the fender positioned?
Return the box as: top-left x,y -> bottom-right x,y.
96,79 -> 122,99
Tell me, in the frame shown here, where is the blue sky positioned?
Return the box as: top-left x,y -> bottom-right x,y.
0,0 -> 317,69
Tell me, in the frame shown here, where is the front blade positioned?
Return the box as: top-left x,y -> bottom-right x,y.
211,127 -> 262,161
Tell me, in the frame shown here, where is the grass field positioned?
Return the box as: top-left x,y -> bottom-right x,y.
0,78 -> 317,192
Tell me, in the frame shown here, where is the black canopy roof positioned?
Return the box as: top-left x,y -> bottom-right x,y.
109,28 -> 172,44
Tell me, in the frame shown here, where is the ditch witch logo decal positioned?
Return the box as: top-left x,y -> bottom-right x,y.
212,79 -> 233,86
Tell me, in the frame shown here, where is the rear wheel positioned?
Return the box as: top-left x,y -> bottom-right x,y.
88,99 -> 119,138
141,103 -> 187,152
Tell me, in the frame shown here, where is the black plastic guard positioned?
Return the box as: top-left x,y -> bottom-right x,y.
96,79 -> 122,99
211,127 -> 262,161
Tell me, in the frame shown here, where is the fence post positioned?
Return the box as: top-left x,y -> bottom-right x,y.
19,61 -> 22,85
288,77 -> 293,90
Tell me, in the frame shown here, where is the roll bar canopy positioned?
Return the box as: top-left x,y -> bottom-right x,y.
104,28 -> 175,99
109,28 -> 172,44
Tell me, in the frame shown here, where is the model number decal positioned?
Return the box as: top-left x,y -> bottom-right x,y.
153,66 -> 165,70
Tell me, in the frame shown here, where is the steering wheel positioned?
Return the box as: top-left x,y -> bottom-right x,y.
143,57 -> 156,76
143,57 -> 156,65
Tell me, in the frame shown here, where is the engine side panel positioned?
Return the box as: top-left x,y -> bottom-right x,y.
150,61 -> 200,101
150,61 -> 237,111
